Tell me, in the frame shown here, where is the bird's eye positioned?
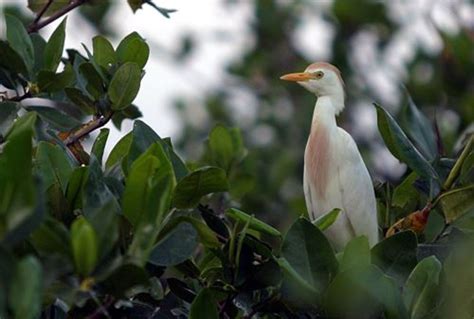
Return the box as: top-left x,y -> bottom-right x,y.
313,71 -> 324,79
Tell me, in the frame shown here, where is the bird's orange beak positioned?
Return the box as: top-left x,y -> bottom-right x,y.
280,72 -> 314,82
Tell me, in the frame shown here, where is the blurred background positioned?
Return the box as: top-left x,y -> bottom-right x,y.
1,0 -> 473,227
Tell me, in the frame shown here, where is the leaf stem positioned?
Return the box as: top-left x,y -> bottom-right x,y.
443,134 -> 474,190
28,0 -> 89,33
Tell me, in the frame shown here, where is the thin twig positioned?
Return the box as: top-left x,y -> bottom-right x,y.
31,0 -> 54,26
64,112 -> 113,146
28,0 -> 89,33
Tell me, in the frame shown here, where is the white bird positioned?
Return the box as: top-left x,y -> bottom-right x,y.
281,62 -> 379,251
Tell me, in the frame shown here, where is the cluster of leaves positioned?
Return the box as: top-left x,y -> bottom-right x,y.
1,6 -> 474,319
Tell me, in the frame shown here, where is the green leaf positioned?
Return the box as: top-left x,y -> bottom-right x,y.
9,256 -> 42,319
27,0 -> 68,17
105,132 -> 133,169
127,0 -> 143,12
173,167 -> 229,209
189,288 -> 218,319
281,217 -> 338,293
85,200 -> 119,259
30,33 -> 46,74
206,124 -> 237,172
65,166 -> 87,210
277,257 -> 319,298
79,62 -> 104,99
340,236 -> 371,272
0,40 -> 28,76
5,14 -> 34,74
43,18 -> 66,72
371,231 -> 418,284
35,141 -> 73,192
374,103 -> 438,182
91,128 -> 109,165
71,216 -> 98,276
325,264 -> 409,319
38,63 -> 74,93
440,185 -> 474,223
116,32 -> 150,68
0,101 -> 18,137
403,256 -> 442,319
227,208 -> 281,237
393,172 -> 418,208
25,105 -> 81,131
313,208 -> 341,231
400,95 -> 437,160
30,217 -> 70,257
108,62 -> 141,110
149,222 -> 198,266
92,35 -> 116,68
64,87 -> 96,115
82,156 -> 118,213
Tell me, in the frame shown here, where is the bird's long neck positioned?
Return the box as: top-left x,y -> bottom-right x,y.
311,96 -> 340,132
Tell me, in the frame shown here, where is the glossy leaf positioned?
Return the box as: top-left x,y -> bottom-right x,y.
35,141 -> 73,192
440,185 -> 474,223
71,216 -> 98,276
313,208 -> 341,231
92,35 -> 116,68
64,87 -> 96,114
91,128 -> 109,165
227,208 -> 281,237
116,32 -> 150,68
371,231 -> 418,284
43,18 -> 66,72
189,288 -> 218,319
403,256 -> 442,319
9,256 -> 42,319
173,167 -> 229,209
374,103 -> 438,182
5,14 -> 34,74
108,62 -> 141,110
340,236 -> 370,272
281,218 -> 338,293
149,222 -> 198,266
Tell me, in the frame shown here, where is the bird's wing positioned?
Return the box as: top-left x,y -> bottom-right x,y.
335,128 -> 379,246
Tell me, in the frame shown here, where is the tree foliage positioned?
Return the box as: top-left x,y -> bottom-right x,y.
0,1 -> 473,318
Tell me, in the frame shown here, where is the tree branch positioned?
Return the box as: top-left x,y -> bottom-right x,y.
31,0 -> 54,26
28,0 -> 89,33
64,112 -> 113,146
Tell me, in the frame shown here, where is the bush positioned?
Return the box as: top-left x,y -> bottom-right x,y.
0,2 -> 473,318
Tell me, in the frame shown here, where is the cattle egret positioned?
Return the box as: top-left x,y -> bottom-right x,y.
281,62 -> 379,250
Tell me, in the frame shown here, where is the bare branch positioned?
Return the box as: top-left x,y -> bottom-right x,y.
28,0 -> 89,33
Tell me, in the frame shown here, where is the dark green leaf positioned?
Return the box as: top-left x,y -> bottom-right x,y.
38,63 -> 74,93
5,14 -> 34,74
440,185 -> 474,223
30,218 -> 70,257
371,231 -> 418,284
325,264 -> 409,319
105,132 -> 133,169
71,216 -> 98,276
403,256 -> 442,319
206,124 -> 236,172
313,208 -> 341,231
340,236 -> 370,272
127,0 -> 143,12
101,263 -> 148,297
281,217 -> 338,293
65,166 -> 87,209
393,172 -> 418,208
64,87 -> 96,115
374,103 -> 438,182
111,103 -> 142,130
92,35 -> 116,68
28,0 -> 68,17
30,33 -> 46,74
9,256 -> 42,319
400,95 -> 437,160
116,32 -> 150,68
149,222 -> 198,266
227,208 -> 281,237
190,288 -> 218,319
85,200 -> 119,259
173,167 -> 229,209
108,62 -> 141,110
0,101 -> 18,137
35,141 -> 73,192
43,18 -> 66,72
91,128 -> 109,165
0,40 -> 28,75
25,105 -> 81,131
78,62 -> 104,99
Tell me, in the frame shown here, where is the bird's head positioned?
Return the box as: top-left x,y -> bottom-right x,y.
280,62 -> 345,98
